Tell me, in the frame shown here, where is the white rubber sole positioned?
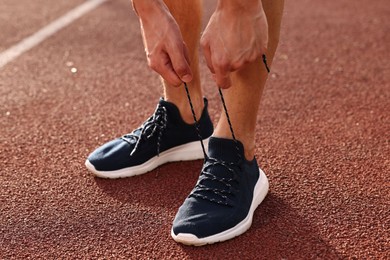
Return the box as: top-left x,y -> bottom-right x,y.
171,168 -> 269,246
85,138 -> 209,179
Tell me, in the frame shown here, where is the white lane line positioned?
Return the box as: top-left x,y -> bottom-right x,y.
0,0 -> 107,69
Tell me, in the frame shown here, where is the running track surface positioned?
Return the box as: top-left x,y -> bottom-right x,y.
1,0 -> 389,258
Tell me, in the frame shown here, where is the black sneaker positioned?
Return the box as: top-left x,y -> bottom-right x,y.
171,137 -> 269,246
85,98 -> 213,178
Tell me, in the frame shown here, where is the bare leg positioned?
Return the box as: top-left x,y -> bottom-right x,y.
213,0 -> 285,160
162,0 -> 284,160
163,0 -> 203,123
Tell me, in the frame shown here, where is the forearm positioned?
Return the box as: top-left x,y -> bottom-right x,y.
130,0 -> 192,85
131,0 -> 168,19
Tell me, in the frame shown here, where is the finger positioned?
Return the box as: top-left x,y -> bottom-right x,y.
230,60 -> 245,71
201,41 -> 215,74
163,60 -> 184,86
148,52 -> 182,86
168,43 -> 192,83
214,67 -> 232,89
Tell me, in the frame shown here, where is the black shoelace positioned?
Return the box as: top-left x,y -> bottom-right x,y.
121,104 -> 168,156
184,54 -> 270,206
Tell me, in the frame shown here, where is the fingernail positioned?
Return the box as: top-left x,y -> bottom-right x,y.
182,74 -> 192,82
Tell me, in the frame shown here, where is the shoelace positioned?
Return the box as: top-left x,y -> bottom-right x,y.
184,54 -> 270,206
190,158 -> 240,206
121,104 -> 168,156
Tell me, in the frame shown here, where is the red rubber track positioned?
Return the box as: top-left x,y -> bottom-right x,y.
0,0 -> 84,52
1,0 -> 389,258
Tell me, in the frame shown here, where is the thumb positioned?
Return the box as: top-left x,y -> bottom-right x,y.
214,67 -> 232,89
169,43 -> 193,83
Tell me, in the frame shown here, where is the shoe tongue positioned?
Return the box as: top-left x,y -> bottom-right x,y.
158,98 -> 182,124
158,97 -> 169,106
208,137 -> 244,163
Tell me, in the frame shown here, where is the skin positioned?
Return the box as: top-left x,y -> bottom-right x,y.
132,0 -> 284,160
201,1 -> 268,89
132,1 -> 193,86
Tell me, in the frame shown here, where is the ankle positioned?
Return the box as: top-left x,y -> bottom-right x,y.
167,97 -> 204,124
243,145 -> 255,161
213,128 -> 255,161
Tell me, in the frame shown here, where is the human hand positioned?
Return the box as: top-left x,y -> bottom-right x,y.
133,0 -> 192,86
201,1 -> 268,88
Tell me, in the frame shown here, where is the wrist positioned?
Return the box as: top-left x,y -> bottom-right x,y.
132,0 -> 167,19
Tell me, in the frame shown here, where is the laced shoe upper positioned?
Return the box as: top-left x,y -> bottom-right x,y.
121,104 -> 168,157
87,98 -> 213,172
190,156 -> 241,207
172,137 -> 260,239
